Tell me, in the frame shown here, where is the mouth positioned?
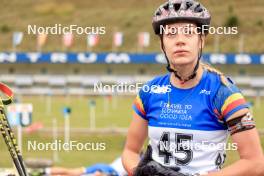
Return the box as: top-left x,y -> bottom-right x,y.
173,50 -> 189,55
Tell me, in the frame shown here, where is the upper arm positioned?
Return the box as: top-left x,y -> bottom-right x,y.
231,126 -> 263,160
122,84 -> 151,174
228,109 -> 263,160
213,79 -> 263,158
125,112 -> 148,153
126,85 -> 150,153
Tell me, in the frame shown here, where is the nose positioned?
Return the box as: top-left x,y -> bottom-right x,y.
175,33 -> 186,47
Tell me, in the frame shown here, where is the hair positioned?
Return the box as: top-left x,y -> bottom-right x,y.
201,62 -> 229,86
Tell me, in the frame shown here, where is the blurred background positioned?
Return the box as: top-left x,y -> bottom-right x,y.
0,0 -> 263,173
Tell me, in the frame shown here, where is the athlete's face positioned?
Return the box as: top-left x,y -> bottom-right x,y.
161,22 -> 205,68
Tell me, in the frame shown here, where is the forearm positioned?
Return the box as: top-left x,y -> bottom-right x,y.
49,167 -> 85,176
49,167 -> 69,175
206,158 -> 264,176
122,149 -> 141,175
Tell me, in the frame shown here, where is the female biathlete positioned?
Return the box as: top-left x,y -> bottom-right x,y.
122,0 -> 264,175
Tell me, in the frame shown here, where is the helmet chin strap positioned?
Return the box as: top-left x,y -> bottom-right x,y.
160,35 -> 203,85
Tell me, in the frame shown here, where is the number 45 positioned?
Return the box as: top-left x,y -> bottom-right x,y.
158,132 -> 193,165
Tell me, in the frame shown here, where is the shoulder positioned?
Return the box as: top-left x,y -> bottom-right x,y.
134,74 -> 170,120
145,74 -> 170,86
138,73 -> 170,96
213,76 -> 249,121
205,70 -> 222,84
215,77 -> 242,99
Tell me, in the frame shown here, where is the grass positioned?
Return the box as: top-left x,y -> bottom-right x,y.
18,95 -> 134,128
0,95 -> 263,169
0,0 -> 263,53
0,134 -> 126,168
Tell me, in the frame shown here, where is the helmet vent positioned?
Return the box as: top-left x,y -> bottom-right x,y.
194,4 -> 203,12
163,4 -> 169,11
155,10 -> 161,16
173,3 -> 181,11
186,1 -> 193,9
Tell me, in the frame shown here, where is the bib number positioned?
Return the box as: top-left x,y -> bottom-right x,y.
158,132 -> 193,165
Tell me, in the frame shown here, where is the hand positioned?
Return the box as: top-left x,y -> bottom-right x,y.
133,145 -> 190,176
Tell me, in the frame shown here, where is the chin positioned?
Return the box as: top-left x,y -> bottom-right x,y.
171,58 -> 192,66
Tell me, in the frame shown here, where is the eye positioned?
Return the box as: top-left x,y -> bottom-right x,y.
167,32 -> 175,37
165,30 -> 177,38
184,28 -> 193,34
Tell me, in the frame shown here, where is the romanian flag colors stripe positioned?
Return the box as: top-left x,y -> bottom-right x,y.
221,93 -> 246,117
133,95 -> 146,116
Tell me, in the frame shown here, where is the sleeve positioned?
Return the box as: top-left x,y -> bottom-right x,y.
132,84 -> 150,121
85,164 -> 117,175
213,78 -> 250,122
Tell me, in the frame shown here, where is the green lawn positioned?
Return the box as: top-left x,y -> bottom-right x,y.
0,134 -> 126,168
18,95 -> 134,128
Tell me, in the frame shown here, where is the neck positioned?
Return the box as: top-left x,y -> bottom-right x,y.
170,64 -> 203,89
174,60 -> 198,78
